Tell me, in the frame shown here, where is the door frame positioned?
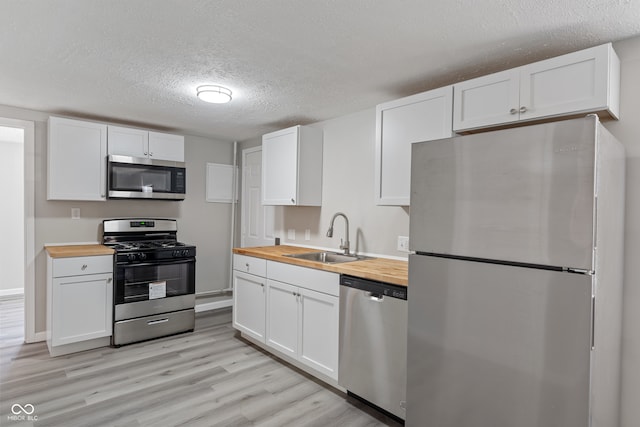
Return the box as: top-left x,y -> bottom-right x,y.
0,117 -> 36,343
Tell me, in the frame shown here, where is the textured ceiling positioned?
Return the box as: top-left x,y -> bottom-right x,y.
1,0 -> 639,142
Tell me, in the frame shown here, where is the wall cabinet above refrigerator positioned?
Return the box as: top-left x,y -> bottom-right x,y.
453,43 -> 620,132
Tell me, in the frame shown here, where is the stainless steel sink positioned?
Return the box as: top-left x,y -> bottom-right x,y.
284,251 -> 371,264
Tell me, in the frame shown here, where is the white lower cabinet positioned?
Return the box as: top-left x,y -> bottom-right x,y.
266,280 -> 339,380
232,254 -> 340,383
232,270 -> 266,343
47,254 -> 113,356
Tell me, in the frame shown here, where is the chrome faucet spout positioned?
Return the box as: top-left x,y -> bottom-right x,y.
327,212 -> 350,255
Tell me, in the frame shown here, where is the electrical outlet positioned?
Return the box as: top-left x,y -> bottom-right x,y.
288,229 -> 296,240
305,229 -> 311,241
397,236 -> 410,252
71,208 -> 81,219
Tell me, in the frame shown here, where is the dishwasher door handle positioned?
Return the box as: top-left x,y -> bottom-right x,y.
366,292 -> 384,301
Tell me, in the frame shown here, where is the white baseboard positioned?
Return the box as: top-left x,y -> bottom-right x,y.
195,299 -> 233,313
30,331 -> 47,343
0,288 -> 24,298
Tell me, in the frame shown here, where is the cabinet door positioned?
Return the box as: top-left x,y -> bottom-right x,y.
375,86 -> 453,205
299,288 -> 339,380
52,273 -> 113,346
265,280 -> 299,357
520,43 -> 617,121
107,125 -> 149,158
453,69 -> 520,131
148,131 -> 185,162
232,270 -> 266,342
262,127 -> 298,205
47,117 -> 107,201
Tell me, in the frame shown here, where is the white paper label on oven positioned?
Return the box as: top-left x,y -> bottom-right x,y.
149,281 -> 166,299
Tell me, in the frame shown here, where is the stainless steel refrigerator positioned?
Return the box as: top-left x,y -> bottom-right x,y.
407,116 -> 625,427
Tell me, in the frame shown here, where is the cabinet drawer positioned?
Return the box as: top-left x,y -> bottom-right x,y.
53,255 -> 113,278
267,261 -> 339,296
234,254 -> 267,276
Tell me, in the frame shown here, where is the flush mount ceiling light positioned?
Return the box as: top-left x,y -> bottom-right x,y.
196,85 -> 232,104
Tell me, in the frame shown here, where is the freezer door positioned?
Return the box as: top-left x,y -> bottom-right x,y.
410,116 -> 597,270
407,254 -> 593,427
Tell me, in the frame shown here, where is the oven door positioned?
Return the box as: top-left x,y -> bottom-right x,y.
115,258 -> 195,305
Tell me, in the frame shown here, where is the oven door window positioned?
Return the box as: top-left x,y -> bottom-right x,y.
115,259 -> 195,304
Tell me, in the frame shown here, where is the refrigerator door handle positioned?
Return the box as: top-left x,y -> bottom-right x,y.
591,295 -> 596,350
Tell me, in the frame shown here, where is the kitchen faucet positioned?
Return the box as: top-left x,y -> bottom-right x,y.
326,212 -> 350,255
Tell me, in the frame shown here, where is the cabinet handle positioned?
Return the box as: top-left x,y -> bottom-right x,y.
245,263 -> 250,272
509,108 -> 518,115
149,152 -> 153,156
81,264 -> 88,270
107,278 -> 112,283
144,152 -> 148,156
519,106 -> 527,114
291,198 -> 295,204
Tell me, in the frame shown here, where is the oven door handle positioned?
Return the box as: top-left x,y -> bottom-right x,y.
147,318 -> 169,325
116,258 -> 195,267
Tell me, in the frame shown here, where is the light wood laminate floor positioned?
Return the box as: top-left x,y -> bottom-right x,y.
0,297 -> 401,426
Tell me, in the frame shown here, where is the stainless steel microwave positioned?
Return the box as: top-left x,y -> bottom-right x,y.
107,155 -> 186,200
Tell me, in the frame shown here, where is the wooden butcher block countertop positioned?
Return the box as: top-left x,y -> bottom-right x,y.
233,245 -> 408,287
45,244 -> 115,258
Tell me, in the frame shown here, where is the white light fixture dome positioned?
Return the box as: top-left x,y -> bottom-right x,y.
196,85 -> 232,103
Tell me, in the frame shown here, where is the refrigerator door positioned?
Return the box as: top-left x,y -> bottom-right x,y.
407,254 -> 593,427
410,116 -> 597,270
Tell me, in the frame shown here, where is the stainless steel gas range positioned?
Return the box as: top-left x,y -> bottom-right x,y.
102,218 -> 196,346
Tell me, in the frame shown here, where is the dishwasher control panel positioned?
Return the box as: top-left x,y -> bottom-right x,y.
340,275 -> 407,300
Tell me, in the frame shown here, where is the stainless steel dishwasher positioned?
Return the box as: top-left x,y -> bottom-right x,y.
339,274 -> 408,421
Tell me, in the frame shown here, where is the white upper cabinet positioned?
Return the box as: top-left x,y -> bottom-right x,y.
375,86 -> 453,206
108,126 -> 185,162
48,116 -> 107,201
148,131 -> 185,162
107,126 -> 148,158
453,43 -> 620,132
262,125 -> 323,206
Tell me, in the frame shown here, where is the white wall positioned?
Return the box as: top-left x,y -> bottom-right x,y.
0,104 -> 235,333
604,36 -> 640,427
0,130 -> 24,294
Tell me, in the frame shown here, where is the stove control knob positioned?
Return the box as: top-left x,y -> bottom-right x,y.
182,249 -> 190,257
172,250 -> 179,257
139,253 -> 147,260
127,253 -> 137,261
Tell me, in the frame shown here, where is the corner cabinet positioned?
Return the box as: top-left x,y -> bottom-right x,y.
108,125 -> 184,162
261,125 -> 323,206
48,117 -> 107,201
453,43 -> 620,132
375,86 -> 453,206
46,254 -> 113,356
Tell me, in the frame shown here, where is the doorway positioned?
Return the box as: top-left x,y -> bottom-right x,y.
0,118 -> 35,343
241,147 -> 275,247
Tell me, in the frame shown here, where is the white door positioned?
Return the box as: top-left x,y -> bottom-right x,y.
52,273 -> 113,346
107,125 -> 149,158
232,270 -> 266,342
148,132 -> 185,161
299,288 -> 339,380
241,147 -> 275,247
265,280 -> 299,357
